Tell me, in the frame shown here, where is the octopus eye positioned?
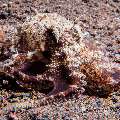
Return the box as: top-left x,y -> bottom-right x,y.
45,28 -> 57,45
20,60 -> 47,76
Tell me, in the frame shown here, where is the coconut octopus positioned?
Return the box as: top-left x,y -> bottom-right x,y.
0,13 -> 120,98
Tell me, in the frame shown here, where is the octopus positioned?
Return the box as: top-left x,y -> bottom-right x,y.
0,13 -> 120,98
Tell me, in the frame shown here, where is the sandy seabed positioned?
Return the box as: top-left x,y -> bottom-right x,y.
0,0 -> 120,120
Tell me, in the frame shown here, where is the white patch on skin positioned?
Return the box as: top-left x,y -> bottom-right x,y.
27,51 -> 37,59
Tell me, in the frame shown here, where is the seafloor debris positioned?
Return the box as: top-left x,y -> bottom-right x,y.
0,13 -> 120,99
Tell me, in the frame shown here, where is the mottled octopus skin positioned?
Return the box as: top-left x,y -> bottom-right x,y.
1,13 -> 120,97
